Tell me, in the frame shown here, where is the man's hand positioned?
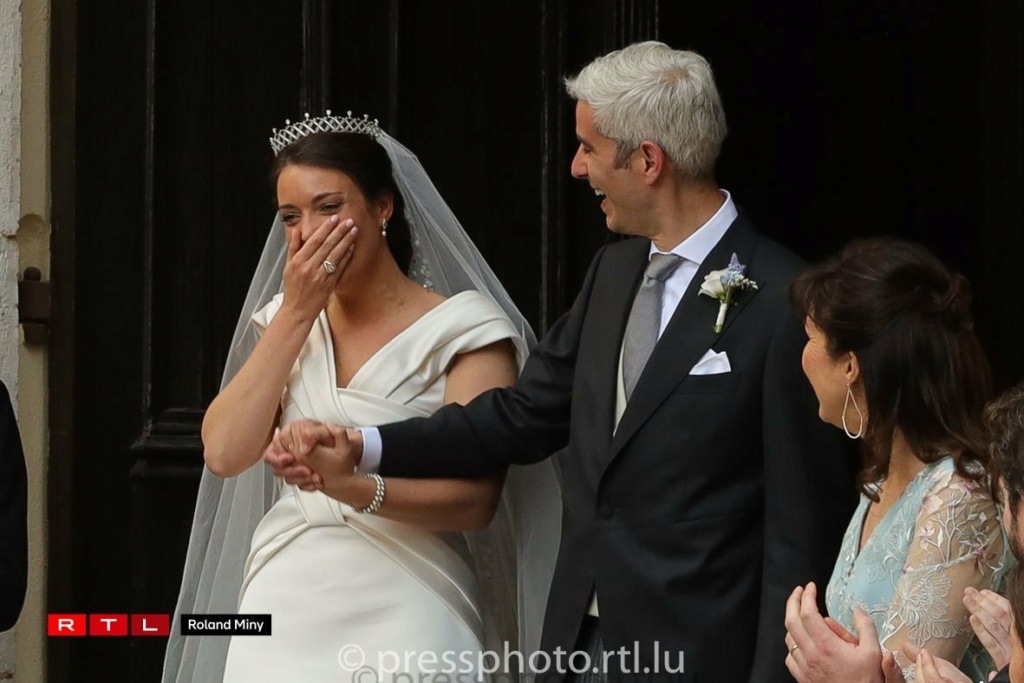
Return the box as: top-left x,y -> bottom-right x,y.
290,424 -> 362,496
264,420 -> 365,499
963,586 -> 1013,670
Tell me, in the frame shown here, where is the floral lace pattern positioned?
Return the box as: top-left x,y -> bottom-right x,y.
826,458 -> 1014,682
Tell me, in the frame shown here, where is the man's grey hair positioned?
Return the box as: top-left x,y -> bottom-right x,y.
564,40 -> 728,180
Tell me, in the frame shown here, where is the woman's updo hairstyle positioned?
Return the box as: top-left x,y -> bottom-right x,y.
790,236 -> 992,498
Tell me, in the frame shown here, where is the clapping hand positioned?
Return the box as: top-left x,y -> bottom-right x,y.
905,645 -> 992,683
963,587 -> 1013,671
784,582 -> 894,683
820,617 -> 905,683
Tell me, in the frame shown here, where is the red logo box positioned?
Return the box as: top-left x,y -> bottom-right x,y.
47,614 -> 87,636
89,614 -> 129,636
130,613 -> 170,636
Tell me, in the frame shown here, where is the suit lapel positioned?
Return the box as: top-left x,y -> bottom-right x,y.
590,238 -> 649,443
604,215 -> 762,467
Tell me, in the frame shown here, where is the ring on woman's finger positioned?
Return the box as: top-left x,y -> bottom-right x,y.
788,643 -> 800,654
322,259 -> 337,274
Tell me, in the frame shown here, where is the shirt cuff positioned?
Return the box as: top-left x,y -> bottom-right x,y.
357,427 -> 382,474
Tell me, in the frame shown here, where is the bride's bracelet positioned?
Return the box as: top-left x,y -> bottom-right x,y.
354,473 -> 385,514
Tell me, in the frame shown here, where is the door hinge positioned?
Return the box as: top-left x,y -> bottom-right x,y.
18,266 -> 50,346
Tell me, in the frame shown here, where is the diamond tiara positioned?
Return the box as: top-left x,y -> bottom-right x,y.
269,110 -> 382,156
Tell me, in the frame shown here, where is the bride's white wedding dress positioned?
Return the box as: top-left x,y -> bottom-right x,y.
221,289 -> 519,683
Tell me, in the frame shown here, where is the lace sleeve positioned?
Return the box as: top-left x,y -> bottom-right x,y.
880,472 -> 1008,681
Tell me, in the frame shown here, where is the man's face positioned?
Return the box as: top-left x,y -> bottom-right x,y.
569,102 -> 646,236
999,478 -> 1024,560
1011,629 -> 1024,683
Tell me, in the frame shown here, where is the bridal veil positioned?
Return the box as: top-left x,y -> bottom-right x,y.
162,129 -> 562,682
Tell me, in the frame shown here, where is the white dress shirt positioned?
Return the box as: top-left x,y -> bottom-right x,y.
588,190 -> 737,616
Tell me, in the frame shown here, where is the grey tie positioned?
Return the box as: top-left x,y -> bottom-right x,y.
622,253 -> 683,400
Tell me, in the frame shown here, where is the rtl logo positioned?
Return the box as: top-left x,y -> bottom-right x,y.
47,613 -> 170,637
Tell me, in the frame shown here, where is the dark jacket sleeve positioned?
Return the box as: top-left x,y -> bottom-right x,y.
378,246 -> 608,479
0,380 -> 28,631
748,303 -> 860,683
992,665 -> 1011,682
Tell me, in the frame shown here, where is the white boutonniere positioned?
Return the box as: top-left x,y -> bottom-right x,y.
698,253 -> 758,333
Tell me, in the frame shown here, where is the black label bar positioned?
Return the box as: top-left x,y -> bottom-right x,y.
180,614 -> 272,636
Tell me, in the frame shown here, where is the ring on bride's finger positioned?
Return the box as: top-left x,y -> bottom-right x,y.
322,259 -> 337,274
788,643 -> 799,654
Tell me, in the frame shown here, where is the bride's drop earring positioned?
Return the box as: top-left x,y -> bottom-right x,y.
842,383 -> 864,439
381,217 -> 388,238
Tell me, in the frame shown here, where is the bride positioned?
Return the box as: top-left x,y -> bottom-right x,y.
162,113 -> 561,682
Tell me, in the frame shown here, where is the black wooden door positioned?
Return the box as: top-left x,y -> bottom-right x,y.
49,0 -> 1019,680
49,2 -> 650,680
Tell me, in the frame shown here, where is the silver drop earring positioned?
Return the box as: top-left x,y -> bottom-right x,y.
842,383 -> 864,439
381,217 -> 388,238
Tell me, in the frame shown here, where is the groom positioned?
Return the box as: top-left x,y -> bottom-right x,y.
269,42 -> 857,682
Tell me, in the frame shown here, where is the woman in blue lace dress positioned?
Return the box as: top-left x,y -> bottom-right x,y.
781,237 -> 1014,683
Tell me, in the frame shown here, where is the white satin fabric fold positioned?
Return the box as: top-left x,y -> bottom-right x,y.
222,291 -> 517,682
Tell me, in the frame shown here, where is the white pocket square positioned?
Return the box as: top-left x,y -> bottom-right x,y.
689,349 -> 731,375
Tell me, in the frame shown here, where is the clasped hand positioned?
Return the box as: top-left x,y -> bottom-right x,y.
263,419 -> 360,495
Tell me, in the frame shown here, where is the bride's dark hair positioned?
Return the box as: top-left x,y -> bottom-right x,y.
271,132 -> 413,274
